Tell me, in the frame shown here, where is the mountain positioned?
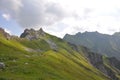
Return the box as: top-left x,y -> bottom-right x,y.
64,31 -> 120,60
0,28 -> 119,80
20,28 -> 46,40
0,28 -> 11,40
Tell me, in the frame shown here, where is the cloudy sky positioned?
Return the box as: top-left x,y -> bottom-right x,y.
0,0 -> 120,37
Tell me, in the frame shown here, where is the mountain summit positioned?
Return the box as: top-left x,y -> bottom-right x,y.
20,28 -> 45,40
0,28 -> 10,39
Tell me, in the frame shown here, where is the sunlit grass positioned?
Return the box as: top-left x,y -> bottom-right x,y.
0,34 -> 109,80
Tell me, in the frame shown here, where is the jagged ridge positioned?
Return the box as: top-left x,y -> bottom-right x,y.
63,31 -> 120,60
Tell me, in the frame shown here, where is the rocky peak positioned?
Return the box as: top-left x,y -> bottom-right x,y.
0,28 -> 5,33
64,34 -> 69,37
39,28 -> 43,32
20,28 -> 46,40
0,28 -> 11,40
38,28 -> 45,36
113,32 -> 120,37
82,31 -> 100,36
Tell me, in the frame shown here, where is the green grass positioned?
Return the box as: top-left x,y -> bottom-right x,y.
19,39 -> 51,51
0,34 -> 110,80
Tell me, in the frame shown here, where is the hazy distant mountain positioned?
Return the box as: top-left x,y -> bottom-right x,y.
64,31 -> 120,60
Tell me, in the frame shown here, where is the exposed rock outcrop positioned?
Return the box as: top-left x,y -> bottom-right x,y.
0,62 -> 5,69
68,43 -> 119,80
20,28 -> 46,40
0,28 -> 11,40
45,39 -> 58,51
108,57 -> 120,70
20,28 -> 58,50
86,52 -> 119,80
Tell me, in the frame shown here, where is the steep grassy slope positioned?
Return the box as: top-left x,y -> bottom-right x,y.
0,33 -> 109,80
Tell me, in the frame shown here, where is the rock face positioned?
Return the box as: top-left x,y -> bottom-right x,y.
45,39 -> 58,51
108,57 -> 120,70
86,52 -> 119,80
68,43 -> 119,80
0,28 -> 11,40
20,28 -> 45,40
63,31 -> 120,60
20,28 -> 58,50
0,62 -> 5,69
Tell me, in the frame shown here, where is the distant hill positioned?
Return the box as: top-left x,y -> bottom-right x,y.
64,31 -> 120,60
0,28 -> 119,80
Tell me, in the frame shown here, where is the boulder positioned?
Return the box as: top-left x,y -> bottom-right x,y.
0,62 -> 5,69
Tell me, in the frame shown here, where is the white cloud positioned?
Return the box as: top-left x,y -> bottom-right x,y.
1,0 -> 120,37
0,0 -> 70,28
2,13 -> 11,21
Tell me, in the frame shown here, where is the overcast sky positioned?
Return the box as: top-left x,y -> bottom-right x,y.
0,0 -> 120,37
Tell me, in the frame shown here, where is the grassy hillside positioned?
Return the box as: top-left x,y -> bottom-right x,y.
0,34 -> 109,80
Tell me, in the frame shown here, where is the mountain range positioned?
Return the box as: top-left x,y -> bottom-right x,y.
0,27 -> 120,80
64,31 -> 120,60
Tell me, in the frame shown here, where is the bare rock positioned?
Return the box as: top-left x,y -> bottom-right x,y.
0,28 -> 11,40
0,62 -> 5,69
20,28 -> 46,40
45,39 -> 58,51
